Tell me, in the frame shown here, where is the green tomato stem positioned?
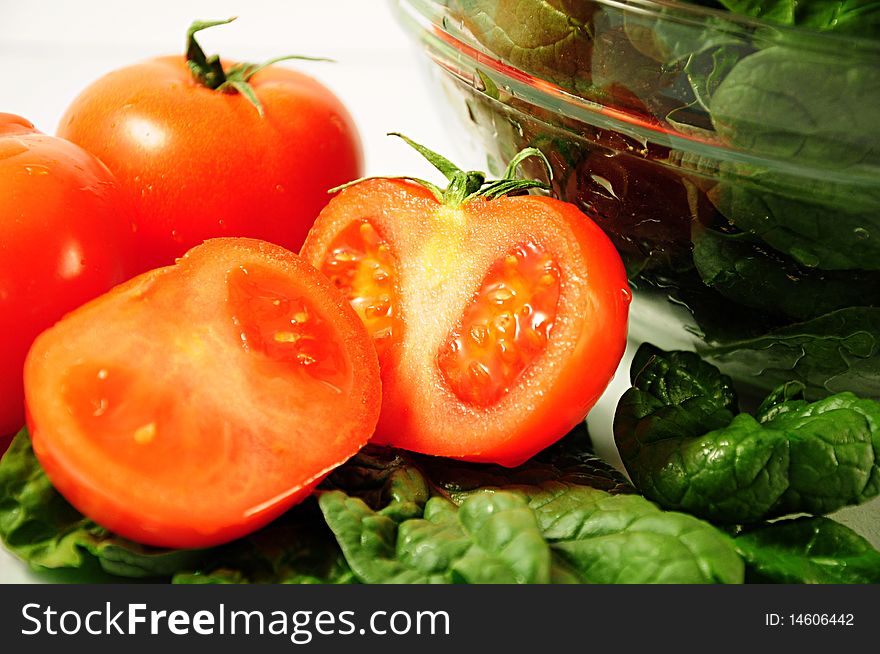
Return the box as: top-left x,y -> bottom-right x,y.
330,134 -> 552,207
184,17 -> 331,117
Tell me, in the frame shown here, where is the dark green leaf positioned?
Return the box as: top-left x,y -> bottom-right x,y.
703,307 -> 880,400
452,0 -> 597,95
544,489 -> 743,584
711,0 -> 880,37
692,227 -> 880,322
711,165 -> 880,271
172,501 -> 355,584
615,345 -> 880,523
734,516 -> 880,583
319,447 -> 744,584
710,46 -> 880,168
704,45 -> 880,269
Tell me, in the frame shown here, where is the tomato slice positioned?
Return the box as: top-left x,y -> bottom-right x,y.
24,238 -> 380,548
302,179 -> 631,466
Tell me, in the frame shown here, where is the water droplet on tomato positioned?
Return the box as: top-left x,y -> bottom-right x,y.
333,250 -> 358,263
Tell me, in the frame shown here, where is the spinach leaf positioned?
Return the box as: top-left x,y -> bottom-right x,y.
709,0 -> 880,37
734,516 -> 880,583
711,164 -> 880,271
692,227 -> 880,321
681,44 -> 746,112
709,46 -> 880,169
319,447 -> 745,584
703,307 -> 880,400
319,489 -> 551,584
451,0 -> 686,117
632,8 -> 751,112
171,500 -> 355,584
614,344 -> 880,523
318,449 -> 552,584
452,0 -> 597,95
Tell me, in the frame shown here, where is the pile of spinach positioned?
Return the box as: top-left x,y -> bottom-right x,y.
447,0 -> 880,399
615,344 -> 880,523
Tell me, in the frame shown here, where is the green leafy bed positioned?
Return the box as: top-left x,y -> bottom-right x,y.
3,346 -> 879,584
446,0 -> 880,399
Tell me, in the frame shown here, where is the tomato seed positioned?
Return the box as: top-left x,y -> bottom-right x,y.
133,422 -> 157,445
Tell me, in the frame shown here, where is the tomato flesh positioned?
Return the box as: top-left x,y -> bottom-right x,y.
438,242 -> 561,407
228,264 -> 350,394
63,363 -> 204,482
24,238 -> 381,548
319,220 -> 402,361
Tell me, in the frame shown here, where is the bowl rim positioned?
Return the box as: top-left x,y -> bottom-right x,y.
393,0 -> 880,183
610,0 -> 879,50
398,0 -> 880,54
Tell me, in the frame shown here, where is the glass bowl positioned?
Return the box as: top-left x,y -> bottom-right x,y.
393,0 -> 880,401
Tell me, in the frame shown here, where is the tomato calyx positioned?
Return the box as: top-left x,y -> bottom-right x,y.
185,17 -> 331,116
331,133 -> 553,207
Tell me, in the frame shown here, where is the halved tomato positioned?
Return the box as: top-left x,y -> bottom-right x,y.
302,138 -> 631,466
23,238 -> 380,548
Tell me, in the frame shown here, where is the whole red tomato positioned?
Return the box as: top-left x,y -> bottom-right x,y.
0,113 -> 135,439
57,19 -> 363,272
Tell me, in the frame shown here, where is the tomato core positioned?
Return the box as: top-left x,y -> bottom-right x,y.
320,220 -> 401,360
227,264 -> 350,394
438,242 -> 561,407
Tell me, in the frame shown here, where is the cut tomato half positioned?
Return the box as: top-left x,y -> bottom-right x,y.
24,238 -> 381,548
303,167 -> 630,466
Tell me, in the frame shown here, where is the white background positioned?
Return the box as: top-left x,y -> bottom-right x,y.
1,0 -> 877,583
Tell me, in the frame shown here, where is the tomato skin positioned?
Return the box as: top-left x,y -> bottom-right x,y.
58,56 -> 363,272
0,113 -> 135,438
302,179 -> 631,466
24,238 -> 380,548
